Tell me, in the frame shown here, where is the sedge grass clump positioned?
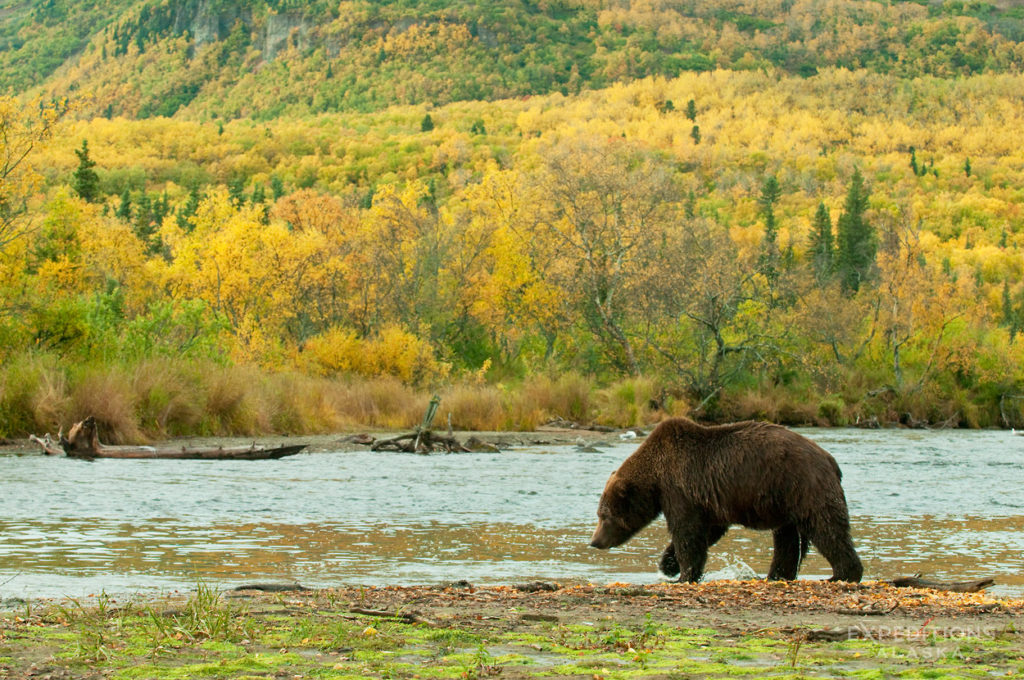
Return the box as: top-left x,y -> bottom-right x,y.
439,382 -> 505,430
594,376 -> 661,428
52,592 -> 137,662
146,583 -> 251,647
68,365 -> 145,444
201,364 -> 268,435
333,377 -> 425,429
0,352 -> 69,437
131,358 -> 205,436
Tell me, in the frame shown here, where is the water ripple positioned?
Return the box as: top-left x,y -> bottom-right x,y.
2,428 -> 1023,599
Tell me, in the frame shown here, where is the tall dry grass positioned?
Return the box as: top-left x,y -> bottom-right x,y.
722,383 -> 824,426
201,364 -> 269,435
0,354 -> 69,437
12,352 -> 949,442
593,376 -> 665,428
331,377 -> 427,429
508,372 -> 595,428
2,356 -> 675,441
131,359 -> 204,436
438,383 -> 506,431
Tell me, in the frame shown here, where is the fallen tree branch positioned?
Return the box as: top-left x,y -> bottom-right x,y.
804,627 -> 869,642
833,603 -> 899,616
349,607 -> 434,625
231,583 -> 310,592
370,430 -> 470,453
370,395 -> 470,453
30,416 -> 305,460
29,433 -> 65,456
890,576 -> 995,593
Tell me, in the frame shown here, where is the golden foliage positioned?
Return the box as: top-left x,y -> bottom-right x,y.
0,96 -> 67,249
300,324 -> 449,385
7,65 -> 1024,431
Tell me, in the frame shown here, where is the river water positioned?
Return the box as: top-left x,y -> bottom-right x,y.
1,428 -> 1022,601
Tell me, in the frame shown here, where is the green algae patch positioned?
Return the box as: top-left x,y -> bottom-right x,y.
2,583 -> 1023,679
113,652 -> 302,680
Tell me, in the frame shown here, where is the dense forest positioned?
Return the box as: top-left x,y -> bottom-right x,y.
6,0 -> 1024,119
2,0 -> 1024,439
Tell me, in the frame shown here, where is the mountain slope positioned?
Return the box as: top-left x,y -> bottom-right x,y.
3,0 -> 1024,120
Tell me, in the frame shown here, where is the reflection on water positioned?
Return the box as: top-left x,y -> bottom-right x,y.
2,428 -> 1023,599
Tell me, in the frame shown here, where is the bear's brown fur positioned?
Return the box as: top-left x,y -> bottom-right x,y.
590,417 -> 863,583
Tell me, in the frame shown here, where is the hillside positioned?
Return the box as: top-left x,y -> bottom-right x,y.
2,1 -> 1024,438
3,0 -> 1024,119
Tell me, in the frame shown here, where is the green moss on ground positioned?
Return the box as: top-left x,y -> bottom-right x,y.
2,584 -> 1022,680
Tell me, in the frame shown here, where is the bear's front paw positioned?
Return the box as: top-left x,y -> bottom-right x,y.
659,543 -> 680,578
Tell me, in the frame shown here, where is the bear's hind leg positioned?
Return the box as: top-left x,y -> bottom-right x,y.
767,524 -> 803,580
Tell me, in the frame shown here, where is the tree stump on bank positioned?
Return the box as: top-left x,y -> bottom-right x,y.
370,395 -> 470,454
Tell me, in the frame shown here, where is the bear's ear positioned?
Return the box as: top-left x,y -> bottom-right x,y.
614,478 -> 660,527
615,478 -> 636,502
605,475 -> 633,506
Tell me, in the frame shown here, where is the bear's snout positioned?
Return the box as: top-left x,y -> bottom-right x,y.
589,523 -> 616,549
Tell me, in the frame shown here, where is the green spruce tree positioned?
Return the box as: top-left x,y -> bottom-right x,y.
176,186 -> 202,232
809,202 -> 834,280
227,177 -> 246,206
835,168 -> 875,294
1002,281 -> 1022,341
757,175 -> 781,285
270,175 -> 286,201
133,193 -> 153,241
684,190 -> 696,219
116,188 -> 132,220
72,140 -> 100,203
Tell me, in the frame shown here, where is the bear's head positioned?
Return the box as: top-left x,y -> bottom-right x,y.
590,469 -> 659,549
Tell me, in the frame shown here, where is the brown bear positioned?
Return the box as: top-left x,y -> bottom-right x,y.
590,417 -> 863,583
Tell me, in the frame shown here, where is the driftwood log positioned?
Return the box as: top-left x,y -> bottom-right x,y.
29,415 -> 100,457
29,416 -> 305,460
28,433 -> 66,456
370,394 -> 471,454
889,576 -> 995,593
371,430 -> 469,454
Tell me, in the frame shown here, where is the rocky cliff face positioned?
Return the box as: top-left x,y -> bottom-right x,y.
264,12 -> 311,60
190,0 -> 221,46
182,0 -> 253,47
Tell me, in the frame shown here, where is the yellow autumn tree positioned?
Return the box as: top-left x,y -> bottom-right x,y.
458,166 -> 565,366
0,96 -> 67,251
871,215 -> 973,394
160,189 -> 325,365
526,135 -> 680,375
